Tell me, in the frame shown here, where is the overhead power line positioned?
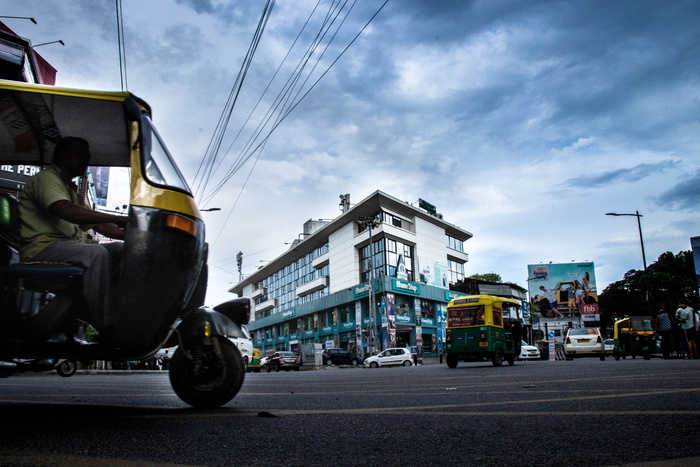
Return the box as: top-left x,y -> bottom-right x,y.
193,0 -> 390,213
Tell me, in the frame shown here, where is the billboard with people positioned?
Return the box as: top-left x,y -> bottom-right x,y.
527,262 -> 599,322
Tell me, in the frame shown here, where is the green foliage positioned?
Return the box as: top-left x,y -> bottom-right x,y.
469,273 -> 502,283
599,251 -> 698,332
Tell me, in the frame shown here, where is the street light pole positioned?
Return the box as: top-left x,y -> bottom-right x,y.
606,211 -> 649,303
605,211 -> 647,271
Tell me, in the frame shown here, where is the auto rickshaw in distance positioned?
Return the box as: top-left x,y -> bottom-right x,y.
445,294 -> 522,367
613,316 -> 656,360
247,348 -> 261,372
0,79 -> 249,408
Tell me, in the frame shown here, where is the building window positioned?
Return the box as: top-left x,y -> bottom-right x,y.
359,238 -> 414,282
447,259 -> 465,285
446,235 -> 464,252
260,243 -> 329,315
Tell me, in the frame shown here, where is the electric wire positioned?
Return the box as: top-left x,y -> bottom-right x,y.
115,0 -> 128,91
195,0 -> 390,248
197,0 -> 383,206
193,0 -> 276,199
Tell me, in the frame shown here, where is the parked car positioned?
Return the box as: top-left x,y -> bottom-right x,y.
322,348 -> 362,366
266,351 -> 302,372
519,340 -> 541,360
363,348 -> 413,368
564,327 -> 605,361
604,338 -> 614,356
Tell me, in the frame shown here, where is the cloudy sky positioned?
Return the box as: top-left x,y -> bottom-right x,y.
4,0 -> 699,305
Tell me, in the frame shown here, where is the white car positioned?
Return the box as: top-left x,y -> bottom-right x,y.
363,348 -> 414,368
227,325 -> 253,366
519,340 -> 541,360
564,327 -> 605,361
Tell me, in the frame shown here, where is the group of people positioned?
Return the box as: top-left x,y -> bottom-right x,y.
656,299 -> 699,359
535,276 -> 592,319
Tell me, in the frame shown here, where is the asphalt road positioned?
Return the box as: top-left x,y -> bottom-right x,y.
1,358 -> 699,467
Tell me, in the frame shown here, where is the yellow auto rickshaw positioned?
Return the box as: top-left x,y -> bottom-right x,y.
0,80 -> 249,407
613,316 -> 656,360
445,295 -> 522,367
247,348 -> 261,372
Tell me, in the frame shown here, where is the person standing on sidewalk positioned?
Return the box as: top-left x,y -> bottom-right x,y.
676,299 -> 697,359
655,303 -> 673,359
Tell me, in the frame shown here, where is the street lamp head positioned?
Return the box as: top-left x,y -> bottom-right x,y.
33,40 -> 65,48
0,16 -> 37,24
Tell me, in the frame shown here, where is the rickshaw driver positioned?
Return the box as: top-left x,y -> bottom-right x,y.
18,136 -> 127,343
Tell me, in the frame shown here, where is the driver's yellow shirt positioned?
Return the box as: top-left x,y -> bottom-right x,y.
18,165 -> 89,261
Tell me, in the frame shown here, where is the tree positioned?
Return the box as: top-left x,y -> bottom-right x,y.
468,273 -> 502,282
599,250 -> 698,333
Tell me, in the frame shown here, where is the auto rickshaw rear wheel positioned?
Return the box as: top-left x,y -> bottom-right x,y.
169,337 -> 245,408
491,348 -> 504,367
446,355 -> 458,368
56,359 -> 77,377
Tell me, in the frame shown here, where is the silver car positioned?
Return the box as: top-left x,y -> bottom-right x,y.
363,348 -> 414,368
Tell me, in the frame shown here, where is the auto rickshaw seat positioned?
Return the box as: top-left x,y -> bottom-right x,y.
1,193 -> 85,291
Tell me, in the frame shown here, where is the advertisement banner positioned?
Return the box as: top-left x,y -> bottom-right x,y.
692,237 -> 700,298
355,301 -> 362,353
386,293 -> 396,347
527,262 -> 598,321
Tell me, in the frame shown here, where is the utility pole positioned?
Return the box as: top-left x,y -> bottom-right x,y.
236,251 -> 243,283
358,216 -> 380,355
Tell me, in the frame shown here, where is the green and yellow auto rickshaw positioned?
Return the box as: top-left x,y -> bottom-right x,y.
247,348 -> 261,372
445,294 -> 522,367
613,316 -> 656,360
0,80 -> 249,407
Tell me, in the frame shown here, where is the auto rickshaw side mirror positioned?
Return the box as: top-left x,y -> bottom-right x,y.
213,297 -> 252,325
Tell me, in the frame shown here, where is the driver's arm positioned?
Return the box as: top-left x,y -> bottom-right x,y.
48,200 -> 126,240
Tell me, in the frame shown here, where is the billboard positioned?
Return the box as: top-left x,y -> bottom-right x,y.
527,262 -> 599,322
691,237 -> 700,299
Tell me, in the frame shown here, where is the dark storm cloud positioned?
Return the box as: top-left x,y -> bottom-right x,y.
566,160 -> 680,188
656,168 -> 700,210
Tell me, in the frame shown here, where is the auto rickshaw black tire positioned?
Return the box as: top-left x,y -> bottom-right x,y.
446,355 -> 458,368
506,355 -> 515,365
56,359 -> 77,377
643,352 -> 651,360
614,352 -> 620,361
599,355 -> 605,361
492,348 -> 504,367
169,338 -> 245,409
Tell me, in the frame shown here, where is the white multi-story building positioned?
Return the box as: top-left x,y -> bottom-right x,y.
229,191 -> 472,360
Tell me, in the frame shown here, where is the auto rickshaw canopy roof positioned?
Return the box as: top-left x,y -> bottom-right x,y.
613,316 -> 656,338
0,79 -> 150,168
